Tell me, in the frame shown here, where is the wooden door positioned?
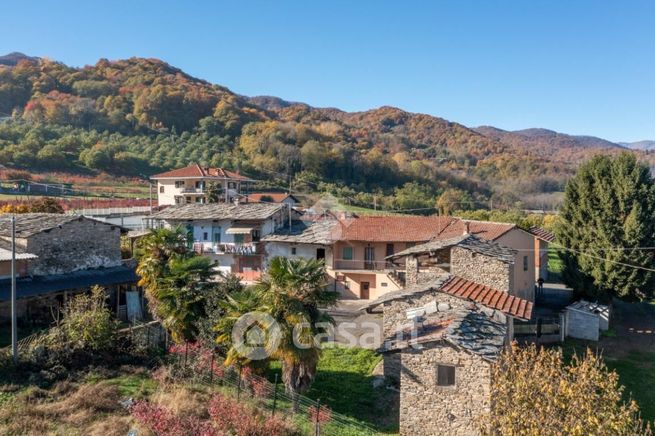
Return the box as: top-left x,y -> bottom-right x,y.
361,282 -> 370,299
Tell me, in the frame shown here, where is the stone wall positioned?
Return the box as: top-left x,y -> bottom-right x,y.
400,342 -> 491,435
450,247 -> 514,293
382,292 -> 467,381
24,218 -> 122,276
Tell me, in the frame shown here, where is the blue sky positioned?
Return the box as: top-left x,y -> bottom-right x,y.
2,0 -> 654,142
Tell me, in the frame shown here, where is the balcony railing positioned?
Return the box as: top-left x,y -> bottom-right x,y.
180,187 -> 205,194
332,259 -> 396,271
193,242 -> 261,255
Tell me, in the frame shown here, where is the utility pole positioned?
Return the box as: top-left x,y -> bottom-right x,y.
11,215 -> 17,364
149,180 -> 153,214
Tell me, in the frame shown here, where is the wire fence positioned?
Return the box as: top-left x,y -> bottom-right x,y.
168,343 -> 378,436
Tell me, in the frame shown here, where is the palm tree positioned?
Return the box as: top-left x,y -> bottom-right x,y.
136,227 -> 215,342
213,257 -> 337,410
256,257 -> 338,411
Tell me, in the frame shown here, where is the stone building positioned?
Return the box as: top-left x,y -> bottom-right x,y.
0,214 -> 139,323
363,235 -> 533,435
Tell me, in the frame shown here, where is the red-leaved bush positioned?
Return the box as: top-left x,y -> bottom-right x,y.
131,401 -> 217,436
207,393 -> 295,436
132,393 -> 297,436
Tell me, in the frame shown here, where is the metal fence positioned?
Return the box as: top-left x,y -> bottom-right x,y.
170,344 -> 378,436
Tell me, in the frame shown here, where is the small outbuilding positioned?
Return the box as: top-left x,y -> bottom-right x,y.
563,300 -> 610,341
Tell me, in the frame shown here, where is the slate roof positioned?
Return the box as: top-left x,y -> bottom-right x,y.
387,234 -> 517,264
443,309 -> 507,360
382,308 -> 507,361
529,226 -> 555,243
0,265 -> 139,301
0,214 -> 119,238
149,203 -> 285,221
360,274 -> 533,321
261,220 -> 337,245
151,163 -> 255,181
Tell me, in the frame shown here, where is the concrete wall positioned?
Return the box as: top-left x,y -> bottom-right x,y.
496,229 -> 535,300
264,242 -> 332,268
24,218 -> 122,276
400,342 -> 491,436
450,247 -> 514,294
565,308 -> 600,341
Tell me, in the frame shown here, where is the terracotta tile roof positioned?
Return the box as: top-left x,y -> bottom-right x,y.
437,219 -> 516,241
247,192 -> 298,203
334,215 -> 457,242
529,226 -> 555,243
440,276 -> 533,321
151,163 -> 254,181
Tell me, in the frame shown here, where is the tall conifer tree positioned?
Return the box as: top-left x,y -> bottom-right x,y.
557,153 -> 655,301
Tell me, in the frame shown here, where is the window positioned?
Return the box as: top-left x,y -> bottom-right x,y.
523,255 -> 529,271
228,182 -> 237,189
252,229 -> 261,242
203,232 -> 208,241
159,186 -> 165,193
291,247 -> 297,255
386,243 -> 394,257
342,246 -> 353,260
175,181 -> 184,188
436,364 -> 456,387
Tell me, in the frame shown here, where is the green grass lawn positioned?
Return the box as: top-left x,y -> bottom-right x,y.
547,245 -> 564,280
269,346 -> 395,432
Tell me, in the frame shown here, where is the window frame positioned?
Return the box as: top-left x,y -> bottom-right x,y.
436,364 -> 456,388
523,255 -> 529,271
342,246 -> 353,261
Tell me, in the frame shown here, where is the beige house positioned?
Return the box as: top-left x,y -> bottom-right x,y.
326,215 -> 536,301
529,226 -> 555,281
151,163 -> 256,206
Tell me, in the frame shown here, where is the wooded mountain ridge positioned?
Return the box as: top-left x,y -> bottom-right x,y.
0,53 -> 652,210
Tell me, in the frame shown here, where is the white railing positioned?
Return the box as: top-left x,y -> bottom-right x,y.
67,206 -> 153,216
193,242 -> 259,255
332,259 -> 396,271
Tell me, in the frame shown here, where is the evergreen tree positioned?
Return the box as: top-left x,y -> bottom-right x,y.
556,153 -> 655,301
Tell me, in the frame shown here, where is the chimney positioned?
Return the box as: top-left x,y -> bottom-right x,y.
463,221 -> 470,235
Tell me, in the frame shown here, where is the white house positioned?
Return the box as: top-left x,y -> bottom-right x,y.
150,203 -> 298,281
151,163 -> 256,206
262,219 -> 337,268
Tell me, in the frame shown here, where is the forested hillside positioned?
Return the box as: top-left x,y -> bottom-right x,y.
0,54 -> 652,210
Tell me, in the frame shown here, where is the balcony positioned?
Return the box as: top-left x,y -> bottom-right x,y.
180,187 -> 205,194
193,242 -> 261,256
332,259 -> 396,271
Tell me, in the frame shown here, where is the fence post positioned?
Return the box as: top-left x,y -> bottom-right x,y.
237,366 -> 242,400
314,398 -> 321,436
272,374 -> 279,416
209,351 -> 215,384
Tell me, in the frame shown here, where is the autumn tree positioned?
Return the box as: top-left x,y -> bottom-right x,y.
556,153 -> 655,301
436,188 -> 474,215
483,344 -> 650,435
